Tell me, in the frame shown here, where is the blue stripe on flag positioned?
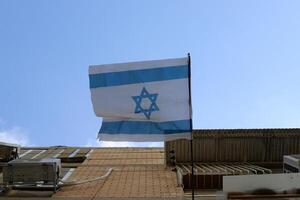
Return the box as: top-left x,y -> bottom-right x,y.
89,65 -> 188,88
99,119 -> 191,134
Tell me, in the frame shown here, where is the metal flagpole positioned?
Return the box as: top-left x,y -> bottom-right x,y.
187,53 -> 194,200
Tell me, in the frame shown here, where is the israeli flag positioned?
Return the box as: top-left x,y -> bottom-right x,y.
89,57 -> 192,141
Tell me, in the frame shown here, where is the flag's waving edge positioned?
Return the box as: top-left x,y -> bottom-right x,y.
89,57 -> 192,142
99,118 -> 192,141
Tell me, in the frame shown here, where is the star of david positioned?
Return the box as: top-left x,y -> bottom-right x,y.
132,87 -> 159,119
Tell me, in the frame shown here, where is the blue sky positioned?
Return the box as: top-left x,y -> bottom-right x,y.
0,0 -> 300,147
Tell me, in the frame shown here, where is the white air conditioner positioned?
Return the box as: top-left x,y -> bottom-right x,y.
283,154 -> 300,173
0,142 -> 20,162
3,158 -> 61,191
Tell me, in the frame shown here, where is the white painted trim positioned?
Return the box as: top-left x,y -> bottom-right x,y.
61,168 -> 75,181
86,149 -> 94,158
53,149 -> 65,158
19,150 -> 32,158
68,149 -> 80,158
31,150 -> 46,159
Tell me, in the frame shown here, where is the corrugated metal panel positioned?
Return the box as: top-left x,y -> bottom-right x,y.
68,148 -> 81,158
76,148 -> 91,157
19,150 -> 33,158
31,150 -> 47,159
176,163 -> 272,190
58,148 -> 77,158
53,149 -> 65,158
165,129 -> 300,165
18,147 -> 92,160
19,150 -> 43,159
39,148 -> 67,159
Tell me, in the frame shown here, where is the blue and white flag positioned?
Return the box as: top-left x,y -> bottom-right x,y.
89,57 -> 192,141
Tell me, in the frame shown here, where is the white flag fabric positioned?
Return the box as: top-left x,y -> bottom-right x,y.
89,57 -> 192,141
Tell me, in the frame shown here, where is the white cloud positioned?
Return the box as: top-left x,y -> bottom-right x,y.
0,127 -> 31,146
85,138 -> 163,147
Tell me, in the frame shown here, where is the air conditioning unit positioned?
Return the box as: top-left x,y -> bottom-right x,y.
283,154 -> 300,173
3,158 -> 61,191
0,142 -> 20,162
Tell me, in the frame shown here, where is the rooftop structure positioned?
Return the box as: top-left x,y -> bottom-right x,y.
0,146 -> 183,199
0,128 -> 300,199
